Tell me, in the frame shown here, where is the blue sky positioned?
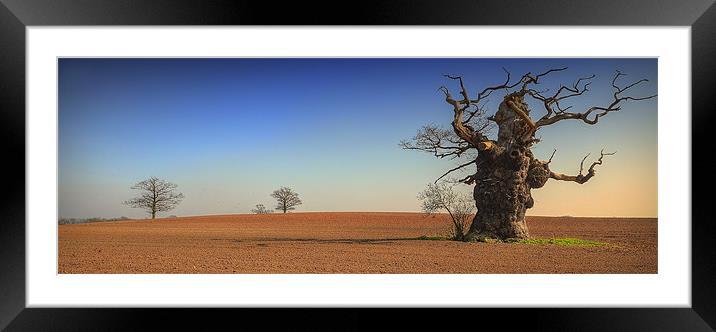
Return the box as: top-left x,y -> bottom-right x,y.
59,58 -> 657,218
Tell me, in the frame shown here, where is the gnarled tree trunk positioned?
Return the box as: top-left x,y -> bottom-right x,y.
464,93 -> 551,241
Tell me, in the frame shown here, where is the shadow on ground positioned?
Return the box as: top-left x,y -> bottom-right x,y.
224,237 -> 434,245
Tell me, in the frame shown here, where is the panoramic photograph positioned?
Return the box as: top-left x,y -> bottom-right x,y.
58,58 -> 657,274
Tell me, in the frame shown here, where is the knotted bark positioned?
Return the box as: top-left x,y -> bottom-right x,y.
465,93 -> 551,241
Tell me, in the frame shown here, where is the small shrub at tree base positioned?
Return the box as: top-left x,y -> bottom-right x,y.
417,183 -> 474,241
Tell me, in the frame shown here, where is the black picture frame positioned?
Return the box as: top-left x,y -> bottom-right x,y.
1,0 -> 714,330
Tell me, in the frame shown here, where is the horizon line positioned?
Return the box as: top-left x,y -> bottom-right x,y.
59,211 -> 659,220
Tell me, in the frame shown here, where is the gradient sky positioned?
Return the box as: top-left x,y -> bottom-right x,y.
58,58 -> 657,219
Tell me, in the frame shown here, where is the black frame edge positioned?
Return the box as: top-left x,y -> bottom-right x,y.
1,0 -> 714,330
692,1 -> 716,329
0,0 -> 714,25
0,0 -> 26,330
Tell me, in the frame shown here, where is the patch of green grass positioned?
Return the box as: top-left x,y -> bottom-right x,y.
518,238 -> 609,247
415,235 -> 449,241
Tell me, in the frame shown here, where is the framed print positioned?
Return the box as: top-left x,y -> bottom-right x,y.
1,0 -> 714,330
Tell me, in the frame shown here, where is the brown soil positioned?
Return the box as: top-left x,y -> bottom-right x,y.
58,212 -> 657,274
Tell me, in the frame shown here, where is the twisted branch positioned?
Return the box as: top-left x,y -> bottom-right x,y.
534,70 -> 657,128
549,149 -> 615,184
545,149 -> 557,165
399,125 -> 471,159
434,159 -> 477,184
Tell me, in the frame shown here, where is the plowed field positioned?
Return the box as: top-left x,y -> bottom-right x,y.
58,212 -> 657,273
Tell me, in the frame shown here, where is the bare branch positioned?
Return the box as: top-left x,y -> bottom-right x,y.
534,71 -> 657,128
528,73 -> 595,123
463,100 -> 494,132
439,74 -> 503,152
578,153 -> 591,175
444,74 -> 471,108
458,174 -> 477,185
508,67 -> 567,93
438,68 -> 572,151
434,159 -> 477,184
439,83 -> 482,147
549,149 -> 615,184
533,67 -> 568,82
400,124 -> 472,159
545,149 -> 557,165
470,67 -> 515,104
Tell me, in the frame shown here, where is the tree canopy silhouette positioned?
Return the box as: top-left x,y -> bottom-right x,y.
123,177 -> 184,219
251,204 -> 273,214
271,187 -> 302,213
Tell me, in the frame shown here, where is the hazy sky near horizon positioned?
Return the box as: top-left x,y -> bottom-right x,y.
59,58 -> 657,219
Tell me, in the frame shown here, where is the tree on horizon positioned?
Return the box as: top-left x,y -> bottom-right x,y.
271,187 -> 302,213
251,204 -> 273,214
123,177 -> 184,219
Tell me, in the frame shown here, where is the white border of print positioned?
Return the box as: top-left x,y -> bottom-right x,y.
27,27 -> 689,307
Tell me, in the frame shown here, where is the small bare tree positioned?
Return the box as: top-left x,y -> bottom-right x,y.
271,187 -> 302,213
123,177 -> 184,219
418,183 -> 474,241
251,204 -> 273,214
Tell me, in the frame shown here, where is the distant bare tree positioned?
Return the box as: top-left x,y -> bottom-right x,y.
418,183 -> 474,241
123,177 -> 184,219
251,204 -> 273,214
271,187 -> 302,213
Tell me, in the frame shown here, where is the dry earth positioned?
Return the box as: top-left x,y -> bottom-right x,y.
58,212 -> 657,274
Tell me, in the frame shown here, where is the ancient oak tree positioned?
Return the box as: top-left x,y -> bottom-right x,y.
123,177 -> 184,219
402,68 -> 656,241
271,187 -> 303,213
